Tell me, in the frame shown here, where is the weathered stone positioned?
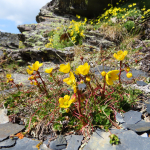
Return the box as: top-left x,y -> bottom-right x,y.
116,112 -> 125,124
78,83 -> 86,91
0,122 -> 25,141
136,81 -> 148,86
146,103 -> 150,114
65,135 -> 83,150
0,139 -> 16,148
1,137 -> 40,150
0,109 -> 9,124
50,135 -> 67,150
83,129 -> 114,150
123,110 -> 142,124
3,47 -> 74,63
125,120 -> 150,132
0,31 -> 19,49
83,129 -> 150,150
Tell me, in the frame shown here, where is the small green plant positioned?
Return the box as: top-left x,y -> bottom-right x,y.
123,21 -> 135,32
45,18 -> 86,50
109,134 -> 120,145
19,41 -> 26,49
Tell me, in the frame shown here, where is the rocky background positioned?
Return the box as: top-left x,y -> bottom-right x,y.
0,0 -> 150,73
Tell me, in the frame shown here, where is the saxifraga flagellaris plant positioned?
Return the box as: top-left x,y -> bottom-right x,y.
5,52 -> 139,138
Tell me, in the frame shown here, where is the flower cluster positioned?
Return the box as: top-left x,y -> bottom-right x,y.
6,74 -> 13,83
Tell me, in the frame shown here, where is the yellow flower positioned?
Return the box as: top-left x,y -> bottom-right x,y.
76,15 -> 80,19
76,63 -> 90,75
6,74 -> 11,79
106,70 -> 119,85
27,69 -> 34,75
128,5 -> 132,8
34,81 -> 38,85
101,71 -> 106,77
59,95 -> 73,108
32,61 -> 43,71
45,68 -> 53,74
59,63 -> 70,73
65,108 -> 70,113
133,3 -> 136,6
126,72 -> 132,78
126,67 -> 130,72
63,72 -> 76,86
86,77 -> 91,82
30,81 -> 33,85
72,84 -> 77,93
27,61 -> 43,73
80,80 -> 84,84
113,50 -> 128,61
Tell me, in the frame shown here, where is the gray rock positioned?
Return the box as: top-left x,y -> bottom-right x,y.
0,31 -> 19,49
123,110 -> 142,124
83,129 -> 115,150
146,103 -> 150,114
116,112 -> 125,123
0,138 -> 16,148
0,122 -> 25,141
125,120 -> 150,132
78,83 -> 86,91
1,137 -> 40,150
111,129 -> 150,150
65,135 -> 83,150
0,109 -> 9,124
136,81 -> 148,86
50,135 -> 67,150
83,129 -> 150,150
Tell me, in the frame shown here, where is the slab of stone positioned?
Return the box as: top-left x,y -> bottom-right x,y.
0,138 -> 16,148
83,128 -> 115,150
12,74 -> 30,86
83,129 -> 150,150
1,137 -> 40,150
50,135 -> 67,150
111,129 -> 150,150
121,69 -> 148,81
136,81 -> 148,86
78,83 -> 86,91
125,120 -> 150,132
146,103 -> 150,114
116,112 -> 125,123
0,109 -> 9,124
65,135 -> 83,150
123,110 -> 142,124
0,122 -> 25,142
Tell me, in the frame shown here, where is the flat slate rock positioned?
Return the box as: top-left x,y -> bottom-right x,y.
0,138 -> 16,148
125,120 -> 150,132
123,110 -> 142,124
83,129 -> 114,150
116,112 -> 125,123
0,122 -> 25,142
1,137 -> 40,150
111,129 -> 150,150
136,81 -> 148,86
78,83 -> 86,91
65,135 -> 83,150
0,109 -> 9,124
83,129 -> 150,150
121,69 -> 148,81
92,66 -> 148,81
50,135 -> 67,150
146,103 -> 150,114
